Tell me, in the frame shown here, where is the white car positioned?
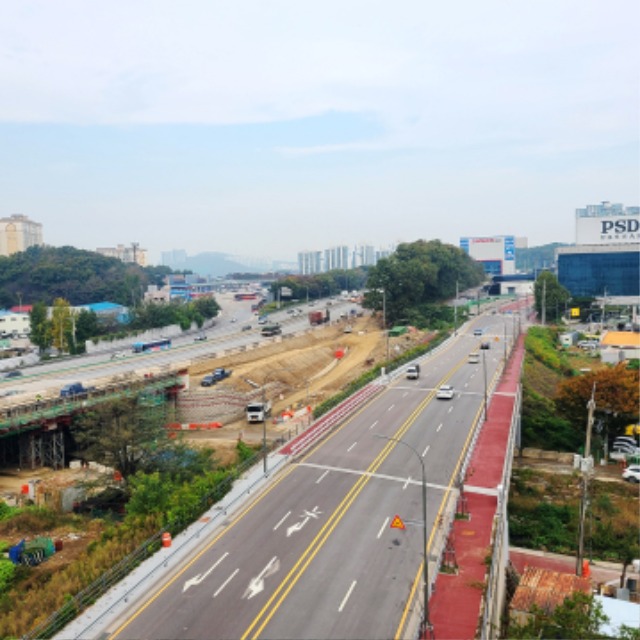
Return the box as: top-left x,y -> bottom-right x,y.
436,385 -> 454,400
622,465 -> 640,483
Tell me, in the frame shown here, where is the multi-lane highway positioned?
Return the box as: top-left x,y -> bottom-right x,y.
102,310 -> 517,640
0,295 -> 357,402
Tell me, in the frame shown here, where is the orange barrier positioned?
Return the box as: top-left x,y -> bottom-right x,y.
161,532 -> 172,548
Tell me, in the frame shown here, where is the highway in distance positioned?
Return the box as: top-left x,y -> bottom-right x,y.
107,313 -> 514,640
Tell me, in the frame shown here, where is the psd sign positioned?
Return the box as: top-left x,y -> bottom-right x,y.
576,214 -> 640,245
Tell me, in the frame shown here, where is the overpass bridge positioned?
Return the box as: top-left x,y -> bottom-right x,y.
0,369 -> 185,471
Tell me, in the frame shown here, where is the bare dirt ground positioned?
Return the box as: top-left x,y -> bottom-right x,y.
182,314 -> 427,465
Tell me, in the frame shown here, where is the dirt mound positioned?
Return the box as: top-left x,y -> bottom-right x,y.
182,316 -> 430,457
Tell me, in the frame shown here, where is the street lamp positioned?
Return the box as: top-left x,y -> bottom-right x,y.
482,348 -> 488,422
261,368 -> 291,474
375,434 -> 433,639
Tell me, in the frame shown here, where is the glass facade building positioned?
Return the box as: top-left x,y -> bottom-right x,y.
557,245 -> 640,297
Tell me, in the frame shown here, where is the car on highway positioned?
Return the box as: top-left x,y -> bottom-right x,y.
194,334 -> 207,342
480,341 -> 491,350
241,324 -> 252,331
622,465 -> 640,483
3,370 -> 23,379
473,328 -> 484,336
436,384 -> 454,400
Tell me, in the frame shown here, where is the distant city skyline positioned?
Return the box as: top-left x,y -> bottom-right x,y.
1,2 -> 637,264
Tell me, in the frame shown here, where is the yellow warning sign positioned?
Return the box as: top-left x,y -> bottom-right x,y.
390,515 -> 406,530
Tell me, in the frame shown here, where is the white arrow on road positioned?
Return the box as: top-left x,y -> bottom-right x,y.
286,506 -> 322,537
183,552 -> 229,593
243,556 -> 280,600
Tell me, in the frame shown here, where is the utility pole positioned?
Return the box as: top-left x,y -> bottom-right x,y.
454,280 -> 459,336
576,383 -> 596,576
541,278 -> 547,325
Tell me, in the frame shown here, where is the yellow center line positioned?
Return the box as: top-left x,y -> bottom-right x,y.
243,360 -> 468,640
394,351 -> 501,639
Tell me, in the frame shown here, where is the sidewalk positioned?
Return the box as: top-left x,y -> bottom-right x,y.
429,333 -> 526,639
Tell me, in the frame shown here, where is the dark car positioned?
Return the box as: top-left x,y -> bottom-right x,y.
480,341 -> 491,350
200,374 -> 216,387
242,324 -> 252,331
4,370 -> 23,379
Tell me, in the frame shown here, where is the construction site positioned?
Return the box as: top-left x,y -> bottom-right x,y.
0,313 -> 430,497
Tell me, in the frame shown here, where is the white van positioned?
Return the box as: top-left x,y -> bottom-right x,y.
406,364 -> 420,379
468,352 -> 480,364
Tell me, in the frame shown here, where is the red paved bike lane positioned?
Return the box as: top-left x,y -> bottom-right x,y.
428,334 -> 526,639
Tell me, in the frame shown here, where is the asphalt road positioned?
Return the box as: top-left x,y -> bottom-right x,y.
0,295 -> 356,401
104,310 -> 517,640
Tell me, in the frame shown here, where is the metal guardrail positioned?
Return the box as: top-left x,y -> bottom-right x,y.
0,372 -> 182,438
23,450 -> 289,640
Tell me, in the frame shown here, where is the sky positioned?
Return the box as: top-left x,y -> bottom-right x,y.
1,0 -> 638,266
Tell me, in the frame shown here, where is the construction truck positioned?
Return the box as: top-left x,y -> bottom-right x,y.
246,400 -> 272,423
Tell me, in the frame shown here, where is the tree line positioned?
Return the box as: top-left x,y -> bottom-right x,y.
271,240 -> 486,328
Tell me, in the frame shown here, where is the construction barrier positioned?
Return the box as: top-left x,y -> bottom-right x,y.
161,532 -> 172,548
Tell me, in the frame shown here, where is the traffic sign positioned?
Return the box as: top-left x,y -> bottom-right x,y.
390,515 -> 406,530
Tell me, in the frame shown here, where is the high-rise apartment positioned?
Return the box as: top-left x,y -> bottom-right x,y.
0,214 -> 43,256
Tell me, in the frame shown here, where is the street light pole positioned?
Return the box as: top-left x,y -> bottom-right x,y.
482,348 -> 488,422
375,434 -> 433,639
261,368 -> 291,475
454,280 -> 459,336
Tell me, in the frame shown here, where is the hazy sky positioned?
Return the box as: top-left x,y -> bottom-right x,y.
1,1 -> 638,265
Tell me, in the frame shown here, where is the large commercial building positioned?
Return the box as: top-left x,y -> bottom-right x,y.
459,235 -> 519,276
557,202 -> 639,298
0,214 -> 43,257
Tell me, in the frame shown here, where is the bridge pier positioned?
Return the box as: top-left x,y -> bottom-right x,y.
17,428 -> 65,471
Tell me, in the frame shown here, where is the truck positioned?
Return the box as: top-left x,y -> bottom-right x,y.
212,368 -> 232,382
60,382 -> 95,398
261,324 -> 282,337
246,400 -> 272,423
308,309 -> 330,326
406,364 -> 420,379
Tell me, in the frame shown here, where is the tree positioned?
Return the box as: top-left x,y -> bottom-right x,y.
74,309 -> 100,352
28,301 -> 52,353
508,591 -> 608,639
71,395 -> 173,481
50,297 -> 74,353
533,271 -> 571,324
555,364 -> 640,439
363,240 -> 484,327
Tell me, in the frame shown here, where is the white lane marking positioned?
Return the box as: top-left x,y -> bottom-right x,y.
338,580 -> 357,612
403,476 -> 411,490
387,404 -> 395,412
347,442 -> 357,453
286,506 -> 322,537
437,422 -> 443,432
470,373 -> 476,380
243,556 -> 280,600
183,552 -> 229,592
464,382 -> 469,388
213,568 -> 238,598
369,420 -> 378,430
402,391 -> 409,398
298,461 -> 450,491
273,511 -> 291,531
377,517 -> 390,539
316,469 -> 330,484
448,406 -> 453,413
422,445 -> 430,458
